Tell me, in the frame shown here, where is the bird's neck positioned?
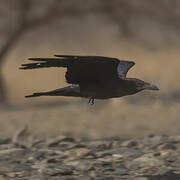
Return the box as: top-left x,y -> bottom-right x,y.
121,78 -> 141,94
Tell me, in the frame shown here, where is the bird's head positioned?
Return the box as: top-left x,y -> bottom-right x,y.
134,79 -> 159,91
122,78 -> 159,96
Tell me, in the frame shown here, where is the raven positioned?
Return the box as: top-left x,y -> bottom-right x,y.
20,55 -> 159,105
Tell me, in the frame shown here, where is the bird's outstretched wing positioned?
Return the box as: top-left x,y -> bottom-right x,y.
25,85 -> 81,98
20,55 -> 135,83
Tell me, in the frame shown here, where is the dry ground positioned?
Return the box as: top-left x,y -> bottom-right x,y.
0,99 -> 180,139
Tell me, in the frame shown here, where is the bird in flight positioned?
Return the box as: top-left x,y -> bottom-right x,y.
20,55 -> 159,105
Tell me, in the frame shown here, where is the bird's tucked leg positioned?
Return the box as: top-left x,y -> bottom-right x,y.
88,97 -> 95,105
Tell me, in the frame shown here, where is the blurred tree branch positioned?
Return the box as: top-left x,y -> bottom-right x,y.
98,0 -> 180,45
0,0 -> 84,104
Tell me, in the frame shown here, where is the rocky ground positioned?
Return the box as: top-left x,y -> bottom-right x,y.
0,128 -> 180,180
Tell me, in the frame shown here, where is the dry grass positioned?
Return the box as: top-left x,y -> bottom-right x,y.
0,99 -> 180,138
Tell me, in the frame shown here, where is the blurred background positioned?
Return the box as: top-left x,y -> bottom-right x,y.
0,0 -> 180,138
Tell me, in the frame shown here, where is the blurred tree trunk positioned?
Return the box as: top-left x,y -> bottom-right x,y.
0,72 -> 6,103
0,29 -> 25,104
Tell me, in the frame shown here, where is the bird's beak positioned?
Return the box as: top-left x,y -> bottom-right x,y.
144,83 -> 159,91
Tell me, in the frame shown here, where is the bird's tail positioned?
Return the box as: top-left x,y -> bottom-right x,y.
25,85 -> 81,98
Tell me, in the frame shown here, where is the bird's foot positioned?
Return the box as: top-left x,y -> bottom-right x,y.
88,97 -> 95,105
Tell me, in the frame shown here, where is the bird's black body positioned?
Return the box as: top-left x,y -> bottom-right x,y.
20,55 -> 159,105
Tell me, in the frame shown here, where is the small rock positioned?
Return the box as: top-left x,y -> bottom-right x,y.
13,164 -> 32,172
114,167 -> 128,176
158,143 -> 177,150
112,154 -> 124,160
127,154 -> 163,169
88,141 -> 112,151
159,150 -> 172,158
153,152 -> 161,156
76,148 -> 92,157
33,151 -> 46,160
143,135 -> 167,148
148,134 -> 155,138
65,148 -> 92,160
36,149 -> 64,158
96,143 -> 112,151
97,158 -> 113,164
46,156 -> 66,163
0,148 -> 24,156
0,136 -> 11,145
134,177 -> 148,180
88,170 -> 96,178
168,136 -> 180,143
121,140 -> 138,147
58,142 -> 77,149
95,150 -> 113,158
47,136 -> 75,147
71,160 -> 92,171
43,165 -> 74,176
147,170 -> 180,180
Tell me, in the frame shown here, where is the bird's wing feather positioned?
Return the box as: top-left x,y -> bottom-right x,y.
19,57 -> 74,69
64,56 -> 119,84
117,61 -> 135,79
19,55 -> 135,84
64,56 -> 135,83
25,85 -> 81,98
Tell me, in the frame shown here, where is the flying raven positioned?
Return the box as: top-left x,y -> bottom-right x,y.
20,55 -> 159,105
